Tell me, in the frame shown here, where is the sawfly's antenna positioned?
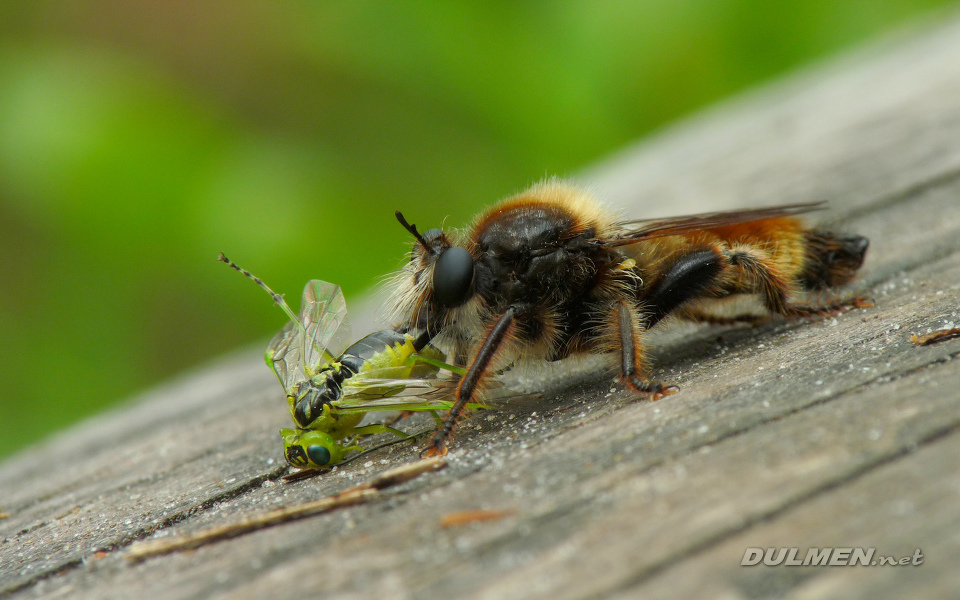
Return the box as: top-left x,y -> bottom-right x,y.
218,252 -> 303,330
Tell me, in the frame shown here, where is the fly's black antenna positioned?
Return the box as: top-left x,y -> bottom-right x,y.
218,252 -> 302,329
395,211 -> 435,255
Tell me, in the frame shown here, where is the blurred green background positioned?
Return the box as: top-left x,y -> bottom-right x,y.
0,1 -> 955,459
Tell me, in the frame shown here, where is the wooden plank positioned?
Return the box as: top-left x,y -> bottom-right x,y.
457,259 -> 960,599
620,431 -> 960,600
4,12 -> 960,600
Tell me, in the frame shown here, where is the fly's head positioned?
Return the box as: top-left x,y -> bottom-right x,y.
389,211 -> 479,336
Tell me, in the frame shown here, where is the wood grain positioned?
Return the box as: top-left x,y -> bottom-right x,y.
4,12 -> 960,600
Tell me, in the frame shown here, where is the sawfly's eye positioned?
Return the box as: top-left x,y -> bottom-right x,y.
306,444 -> 332,466
285,445 -> 309,468
433,247 -> 474,307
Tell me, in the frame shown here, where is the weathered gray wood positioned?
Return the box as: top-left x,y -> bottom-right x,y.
626,425 -> 960,600
4,12 -> 960,600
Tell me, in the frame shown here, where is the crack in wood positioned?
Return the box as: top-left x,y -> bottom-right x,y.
832,162 -> 960,224
0,464 -> 289,595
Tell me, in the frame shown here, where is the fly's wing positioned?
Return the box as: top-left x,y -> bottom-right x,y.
299,280 -> 352,377
265,321 -> 307,390
608,202 -> 825,247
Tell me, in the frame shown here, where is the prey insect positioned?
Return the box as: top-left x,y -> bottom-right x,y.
219,254 -> 475,469
388,179 -> 870,456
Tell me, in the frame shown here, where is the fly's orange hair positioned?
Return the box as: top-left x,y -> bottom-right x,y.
471,179 -> 617,241
707,216 -> 809,279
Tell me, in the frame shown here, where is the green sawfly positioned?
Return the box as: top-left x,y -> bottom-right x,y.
219,253 -> 482,470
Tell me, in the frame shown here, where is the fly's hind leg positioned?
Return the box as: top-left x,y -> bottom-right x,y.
725,244 -> 870,318
781,295 -> 873,318
614,301 -> 678,400
675,305 -> 772,326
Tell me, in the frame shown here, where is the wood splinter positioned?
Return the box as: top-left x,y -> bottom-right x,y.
910,327 -> 960,346
125,457 -> 446,561
439,508 -> 516,528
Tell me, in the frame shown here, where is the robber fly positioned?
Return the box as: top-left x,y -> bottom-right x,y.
219,254 -> 470,469
388,179 -> 869,456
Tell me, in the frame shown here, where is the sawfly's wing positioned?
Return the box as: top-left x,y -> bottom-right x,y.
332,376 -> 462,413
265,321 -> 304,390
265,280 -> 351,389
298,280 -> 351,377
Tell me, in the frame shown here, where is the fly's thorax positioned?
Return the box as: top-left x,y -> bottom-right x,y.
472,180 -> 616,236
428,297 -> 549,367
468,191 -> 617,313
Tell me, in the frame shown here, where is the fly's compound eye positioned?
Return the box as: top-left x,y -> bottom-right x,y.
306,444 -> 332,466
433,246 -> 475,307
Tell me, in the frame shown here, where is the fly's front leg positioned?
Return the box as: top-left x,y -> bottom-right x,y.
616,301 -> 678,400
423,308 -> 516,457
